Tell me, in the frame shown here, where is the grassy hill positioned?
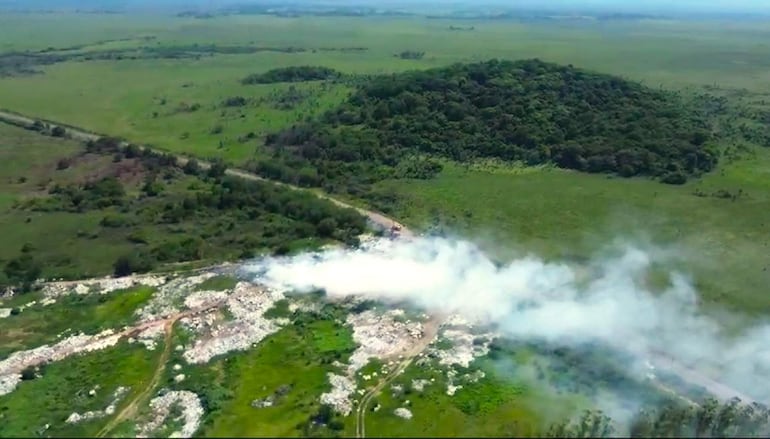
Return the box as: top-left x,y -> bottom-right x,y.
257,59 -> 719,190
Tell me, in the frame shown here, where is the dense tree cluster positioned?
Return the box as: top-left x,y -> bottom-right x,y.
261,58 -> 718,188
104,172 -> 366,275
241,65 -> 342,84
0,245 -> 42,293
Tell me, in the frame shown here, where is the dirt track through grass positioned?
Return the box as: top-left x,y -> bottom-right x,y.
0,110 -> 409,236
355,316 -> 441,438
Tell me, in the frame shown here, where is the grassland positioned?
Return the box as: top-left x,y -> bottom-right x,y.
162,316 -> 356,437
0,123 -> 139,278
373,148 -> 770,316
0,341 -> 161,437
194,275 -> 238,292
0,14 -> 769,166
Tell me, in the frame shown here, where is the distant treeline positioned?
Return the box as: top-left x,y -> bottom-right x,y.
255,58 -> 719,191
241,66 -> 343,85
0,46 -> 365,77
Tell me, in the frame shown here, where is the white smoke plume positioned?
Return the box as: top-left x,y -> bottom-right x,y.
241,236 -> 770,405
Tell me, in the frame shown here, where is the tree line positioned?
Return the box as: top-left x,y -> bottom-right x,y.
241,65 -> 342,84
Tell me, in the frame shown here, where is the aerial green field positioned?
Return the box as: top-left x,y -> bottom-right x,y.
375,149 -> 770,317
2,9 -> 770,438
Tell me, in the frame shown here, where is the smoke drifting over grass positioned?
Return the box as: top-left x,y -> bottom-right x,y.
241,236 -> 770,405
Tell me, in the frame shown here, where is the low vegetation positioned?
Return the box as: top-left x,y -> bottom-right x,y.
0,123 -> 366,289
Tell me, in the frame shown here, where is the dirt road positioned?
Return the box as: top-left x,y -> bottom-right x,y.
0,110 -> 409,236
96,318 -> 176,438
355,317 -> 442,438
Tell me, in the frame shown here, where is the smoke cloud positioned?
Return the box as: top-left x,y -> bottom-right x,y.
241,236 -> 770,405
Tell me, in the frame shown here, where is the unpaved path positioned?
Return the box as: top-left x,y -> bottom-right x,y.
0,110 -> 410,236
355,317 -> 442,438
96,319 -> 176,438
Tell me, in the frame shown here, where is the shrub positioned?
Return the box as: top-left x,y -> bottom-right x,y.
50,126 -> 66,137
113,250 -> 156,277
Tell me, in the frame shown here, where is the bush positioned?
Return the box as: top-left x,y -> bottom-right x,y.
20,366 -> 36,381
100,214 -> 130,228
223,96 -> 247,107
50,126 -> 66,137
113,250 -> 156,277
56,158 -> 72,170
183,159 -> 201,176
661,171 -> 688,185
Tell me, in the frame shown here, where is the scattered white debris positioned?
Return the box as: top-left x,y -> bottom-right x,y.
0,374 -> 21,396
137,273 -> 217,323
446,384 -> 463,396
464,370 -> 486,383
136,324 -> 165,351
174,374 -> 186,383
431,328 -> 494,368
182,283 -> 285,364
0,308 -> 11,319
137,391 -> 204,438
183,290 -> 229,310
411,379 -> 431,392
444,314 -> 472,327
19,300 -> 37,312
373,404 -> 381,412
332,360 -> 345,369
43,274 -> 166,299
320,374 -> 356,416
40,297 -> 57,306
88,389 -> 97,397
66,386 -> 129,424
252,397 -> 274,408
317,309 -> 434,416
173,364 -> 182,371
346,309 -> 427,374
0,329 -> 122,396
394,407 -> 413,419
